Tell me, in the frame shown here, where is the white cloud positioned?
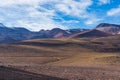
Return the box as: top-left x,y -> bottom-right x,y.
0,0 -> 67,31
0,0 -> 59,6
98,0 -> 110,5
62,20 -> 79,24
0,0 -> 96,31
107,6 -> 120,16
0,0 -> 93,17
55,0 -> 92,17
85,16 -> 102,25
4,5 -> 66,31
15,20 -> 66,31
0,0 -> 40,6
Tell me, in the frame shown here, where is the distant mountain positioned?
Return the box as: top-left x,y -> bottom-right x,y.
96,23 -> 120,34
66,29 -> 82,34
49,28 -> 69,38
69,29 -> 111,38
1,23 -> 120,43
0,23 -> 6,27
0,23 -> 88,43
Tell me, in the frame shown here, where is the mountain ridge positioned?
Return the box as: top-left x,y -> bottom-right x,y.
0,23 -> 120,43
0,23 -> 83,43
96,23 -> 120,34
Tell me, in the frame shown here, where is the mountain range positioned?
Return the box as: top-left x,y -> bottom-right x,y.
0,23 -> 120,43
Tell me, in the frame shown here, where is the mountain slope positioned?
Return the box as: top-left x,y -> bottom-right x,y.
96,23 -> 120,34
69,29 -> 111,38
49,28 -> 69,38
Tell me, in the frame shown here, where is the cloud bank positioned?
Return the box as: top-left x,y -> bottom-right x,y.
0,0 -> 119,31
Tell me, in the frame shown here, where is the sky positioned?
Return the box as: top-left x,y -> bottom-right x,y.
0,0 -> 120,31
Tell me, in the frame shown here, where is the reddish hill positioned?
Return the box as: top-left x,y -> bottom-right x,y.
96,23 -> 120,34
69,29 -> 112,38
49,28 -> 69,38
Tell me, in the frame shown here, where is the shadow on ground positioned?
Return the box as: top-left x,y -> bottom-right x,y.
0,66 -> 66,80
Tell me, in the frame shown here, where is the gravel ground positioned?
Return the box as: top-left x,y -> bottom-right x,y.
14,65 -> 120,80
0,66 -> 65,80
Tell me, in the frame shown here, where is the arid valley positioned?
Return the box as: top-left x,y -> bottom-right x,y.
0,33 -> 120,80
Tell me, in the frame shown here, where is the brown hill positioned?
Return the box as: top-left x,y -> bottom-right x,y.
0,36 -> 120,80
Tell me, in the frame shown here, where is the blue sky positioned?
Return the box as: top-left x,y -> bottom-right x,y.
0,0 -> 120,31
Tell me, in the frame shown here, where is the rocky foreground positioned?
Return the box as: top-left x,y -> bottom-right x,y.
7,65 -> 120,80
